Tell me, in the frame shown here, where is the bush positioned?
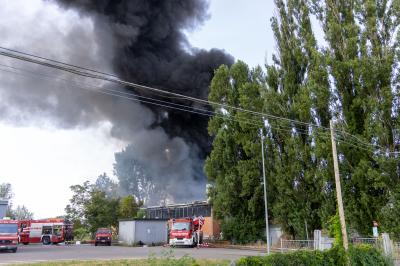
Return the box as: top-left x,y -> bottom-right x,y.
236,246 -> 392,266
348,245 -> 392,266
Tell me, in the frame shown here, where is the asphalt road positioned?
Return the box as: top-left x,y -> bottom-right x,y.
0,244 -> 266,264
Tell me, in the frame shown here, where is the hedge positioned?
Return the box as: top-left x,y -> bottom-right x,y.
236,245 -> 392,266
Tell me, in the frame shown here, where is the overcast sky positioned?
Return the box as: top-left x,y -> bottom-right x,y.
0,0 -> 274,218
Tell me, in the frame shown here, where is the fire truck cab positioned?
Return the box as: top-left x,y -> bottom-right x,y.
0,219 -> 18,253
169,216 -> 204,247
19,218 -> 73,245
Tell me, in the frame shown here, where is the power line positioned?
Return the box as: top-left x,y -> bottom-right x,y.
0,47 -> 398,154
0,61 -> 315,136
0,46 -> 120,78
0,47 -> 329,130
0,62 -> 334,143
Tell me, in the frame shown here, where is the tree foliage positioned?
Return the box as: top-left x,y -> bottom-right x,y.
65,174 -> 120,234
264,0 -> 334,238
85,190 -> 119,233
114,145 -> 164,205
0,183 -> 34,219
207,0 -> 400,240
9,205 -> 34,220
205,61 -> 266,243
118,195 -> 142,219
0,183 -> 13,200
310,0 -> 400,235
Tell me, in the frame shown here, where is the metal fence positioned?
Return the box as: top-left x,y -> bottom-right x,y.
280,232 -> 400,263
350,237 -> 381,248
280,239 -> 315,252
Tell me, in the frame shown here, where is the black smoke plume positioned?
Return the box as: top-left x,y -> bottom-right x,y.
52,0 -> 233,203
0,0 -> 232,205
54,0 -> 233,153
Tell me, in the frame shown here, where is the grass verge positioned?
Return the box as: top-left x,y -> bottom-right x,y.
10,258 -> 230,266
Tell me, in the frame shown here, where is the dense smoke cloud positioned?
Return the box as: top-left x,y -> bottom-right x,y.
0,0 -> 233,204
54,0 -> 234,151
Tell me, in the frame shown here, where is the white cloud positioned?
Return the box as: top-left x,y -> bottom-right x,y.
0,122 -> 125,218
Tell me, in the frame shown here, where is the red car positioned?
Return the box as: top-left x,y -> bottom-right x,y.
0,220 -> 18,253
94,228 -> 112,246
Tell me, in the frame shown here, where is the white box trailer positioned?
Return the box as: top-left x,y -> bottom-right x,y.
118,219 -> 168,245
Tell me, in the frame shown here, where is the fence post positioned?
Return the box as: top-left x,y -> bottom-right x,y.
382,233 -> 392,256
314,230 -> 321,251
281,238 -> 283,253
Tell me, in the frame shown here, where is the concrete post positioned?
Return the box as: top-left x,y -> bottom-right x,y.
382,233 -> 392,256
314,230 -> 322,251
330,120 -> 349,251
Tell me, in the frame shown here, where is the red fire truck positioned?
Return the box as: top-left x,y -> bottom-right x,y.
0,219 -> 18,253
18,218 -> 73,245
169,216 -> 204,247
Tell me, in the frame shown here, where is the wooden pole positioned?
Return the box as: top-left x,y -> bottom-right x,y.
330,120 -> 349,251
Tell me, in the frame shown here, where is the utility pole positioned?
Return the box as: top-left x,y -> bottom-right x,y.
330,120 -> 349,251
260,129 -> 270,255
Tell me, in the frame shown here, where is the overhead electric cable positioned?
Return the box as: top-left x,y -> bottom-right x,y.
1,46 -> 397,154
0,63 -> 322,138
0,60 -> 314,136
0,47 -> 329,130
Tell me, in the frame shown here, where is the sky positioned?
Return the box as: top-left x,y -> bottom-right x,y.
0,0 -> 275,218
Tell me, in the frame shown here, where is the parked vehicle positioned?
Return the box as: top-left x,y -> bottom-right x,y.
169,216 -> 204,247
94,228 -> 112,246
0,219 -> 18,253
18,218 -> 73,245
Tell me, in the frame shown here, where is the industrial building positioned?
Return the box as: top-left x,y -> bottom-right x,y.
0,200 -> 8,219
118,219 -> 168,245
144,201 -> 220,239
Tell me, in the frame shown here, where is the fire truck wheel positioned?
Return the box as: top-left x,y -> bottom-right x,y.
22,242 -> 29,245
42,236 -> 51,245
12,248 -> 17,253
95,242 -> 98,246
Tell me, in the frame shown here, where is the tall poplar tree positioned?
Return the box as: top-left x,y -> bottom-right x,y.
311,0 -> 400,235
205,62 -> 267,243
206,0 -> 400,241
264,0 -> 333,238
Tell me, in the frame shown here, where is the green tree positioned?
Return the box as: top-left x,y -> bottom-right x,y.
66,177 -> 120,234
0,183 -> 14,217
10,205 -> 33,220
85,190 -> 119,233
94,173 -> 118,198
0,183 -> 12,199
65,181 -> 92,228
118,195 -> 141,219
205,61 -> 266,243
135,208 -> 146,219
261,0 -> 335,238
310,0 -> 400,235
114,145 -> 164,205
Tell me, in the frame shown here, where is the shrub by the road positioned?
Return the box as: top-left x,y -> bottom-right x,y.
236,245 -> 392,266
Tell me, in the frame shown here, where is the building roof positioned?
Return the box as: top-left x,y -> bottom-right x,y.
145,200 -> 209,209
119,218 -> 169,222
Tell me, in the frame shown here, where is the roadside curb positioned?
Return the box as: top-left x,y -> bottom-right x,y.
213,245 -> 278,252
